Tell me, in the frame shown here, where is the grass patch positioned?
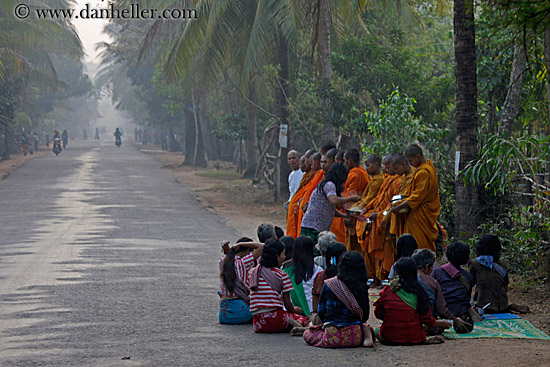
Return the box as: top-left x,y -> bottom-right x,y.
195,170 -> 242,180
195,184 -> 229,192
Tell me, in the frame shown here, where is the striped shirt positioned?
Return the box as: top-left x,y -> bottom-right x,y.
219,253 -> 255,299
247,267 -> 294,314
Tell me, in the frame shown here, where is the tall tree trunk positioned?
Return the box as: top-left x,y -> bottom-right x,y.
499,41 -> 527,136
2,125 -> 9,160
199,91 -> 218,161
276,33 -> 291,199
183,99 -> 207,167
243,84 -> 259,178
454,0 -> 480,239
318,0 -> 335,141
544,28 -> 550,188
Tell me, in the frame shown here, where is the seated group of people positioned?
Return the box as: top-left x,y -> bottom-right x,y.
218,224 -> 527,348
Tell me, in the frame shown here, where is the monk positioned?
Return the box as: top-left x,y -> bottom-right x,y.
391,144 -> 440,251
345,154 -> 385,253
367,156 -> 403,281
331,149 -> 369,243
381,153 -> 416,238
335,150 -> 345,164
286,150 -> 316,237
320,141 -> 336,155
356,154 -> 395,284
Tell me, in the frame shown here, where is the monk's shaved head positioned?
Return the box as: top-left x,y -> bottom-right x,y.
392,153 -> 408,165
305,149 -> 316,158
365,154 -> 381,166
326,148 -> 339,160
312,152 -> 322,161
344,149 -> 361,165
383,153 -> 395,164
320,141 -> 337,154
287,150 -> 300,158
405,144 -> 423,158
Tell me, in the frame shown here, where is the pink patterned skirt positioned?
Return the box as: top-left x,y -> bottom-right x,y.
253,309 -> 309,333
303,324 -> 364,348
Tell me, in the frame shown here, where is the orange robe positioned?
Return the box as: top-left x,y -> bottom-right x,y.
297,170 -> 325,233
356,174 -> 398,277
286,170 -> 316,237
402,160 -> 440,251
385,167 -> 416,238
372,174 -> 404,278
332,166 -> 369,243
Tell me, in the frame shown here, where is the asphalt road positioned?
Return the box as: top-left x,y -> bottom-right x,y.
0,140 -> 548,367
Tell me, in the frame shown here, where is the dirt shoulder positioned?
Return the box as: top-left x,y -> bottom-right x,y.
0,150 -> 49,181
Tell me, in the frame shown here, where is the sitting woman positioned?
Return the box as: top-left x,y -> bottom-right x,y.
432,241 -> 481,325
303,251 -> 375,348
247,239 -> 309,333
282,236 -> 323,317
311,242 -> 347,315
388,234 -> 418,279
219,237 -> 263,324
374,257 -> 450,345
314,231 -> 338,269
470,234 -> 529,314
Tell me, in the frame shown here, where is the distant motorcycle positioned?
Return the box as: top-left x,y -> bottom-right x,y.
53,137 -> 62,155
115,136 -> 122,147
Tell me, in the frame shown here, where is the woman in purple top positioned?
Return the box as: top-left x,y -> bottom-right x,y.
300,163 -> 361,243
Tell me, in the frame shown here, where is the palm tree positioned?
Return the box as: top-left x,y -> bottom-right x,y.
0,0 -> 83,158
453,0 -> 479,238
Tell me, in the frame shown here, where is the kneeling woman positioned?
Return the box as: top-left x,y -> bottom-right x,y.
219,237 -> 263,324
247,239 -> 309,333
303,251 -> 375,348
374,258 -> 451,345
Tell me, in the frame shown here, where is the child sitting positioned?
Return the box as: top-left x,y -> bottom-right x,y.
470,234 -> 529,314
432,241 -> 481,326
247,239 -> 309,333
219,237 -> 263,324
374,257 -> 451,345
303,252 -> 375,348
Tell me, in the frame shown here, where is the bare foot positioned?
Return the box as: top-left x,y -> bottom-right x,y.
369,278 -> 382,289
362,325 -> 375,347
424,335 -> 445,344
509,304 -> 530,314
288,318 -> 302,329
290,326 -> 308,336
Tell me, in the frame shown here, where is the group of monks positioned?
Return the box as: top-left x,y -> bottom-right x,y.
286,142 -> 441,285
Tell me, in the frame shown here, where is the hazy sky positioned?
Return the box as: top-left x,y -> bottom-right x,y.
72,0 -> 110,65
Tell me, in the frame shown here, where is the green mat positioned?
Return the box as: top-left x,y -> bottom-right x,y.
444,319 -> 550,340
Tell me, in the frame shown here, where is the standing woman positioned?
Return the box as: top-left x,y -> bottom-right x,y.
300,163 -> 361,244
282,236 -> 323,316
219,237 -> 263,324
247,239 -> 309,333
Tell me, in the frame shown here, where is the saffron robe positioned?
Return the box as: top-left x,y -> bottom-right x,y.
402,160 -> 440,251
297,170 -> 325,232
286,170 -> 316,237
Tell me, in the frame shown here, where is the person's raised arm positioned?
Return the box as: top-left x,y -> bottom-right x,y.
328,194 -> 361,207
230,242 -> 264,260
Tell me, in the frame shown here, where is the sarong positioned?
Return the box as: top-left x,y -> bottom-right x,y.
219,299 -> 252,325
303,324 -> 363,348
252,309 -> 308,333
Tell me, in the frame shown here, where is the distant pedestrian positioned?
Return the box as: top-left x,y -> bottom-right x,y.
33,132 -> 39,151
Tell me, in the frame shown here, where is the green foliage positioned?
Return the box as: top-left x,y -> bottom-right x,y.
362,89 -> 423,155
212,113 -> 247,141
463,134 -> 550,204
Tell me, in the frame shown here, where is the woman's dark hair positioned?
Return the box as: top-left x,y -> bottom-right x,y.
290,236 -> 315,284
260,239 -> 285,268
221,237 -> 254,292
475,234 -> 502,262
274,226 -> 284,239
396,234 -> 418,260
446,240 -> 470,267
337,251 -> 369,316
393,257 -> 429,314
280,236 -> 295,261
319,163 -> 348,197
325,242 -> 347,278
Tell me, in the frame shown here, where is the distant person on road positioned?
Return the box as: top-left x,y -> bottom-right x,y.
61,130 -> 68,149
95,127 -> 100,140
33,132 -> 39,151
114,128 -> 122,147
219,237 -> 264,325
20,133 -> 29,156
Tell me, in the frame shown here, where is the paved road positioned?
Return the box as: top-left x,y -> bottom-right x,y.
0,140 -> 548,367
